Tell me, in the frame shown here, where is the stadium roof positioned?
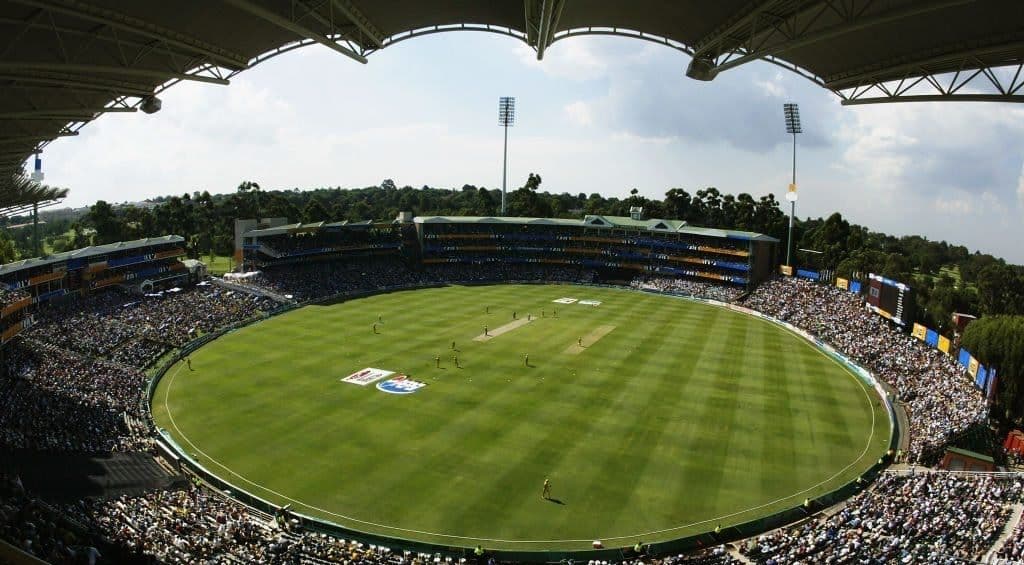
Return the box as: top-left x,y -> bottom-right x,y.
0,234 -> 183,276
1,0 -> 1021,191
413,215 -> 779,242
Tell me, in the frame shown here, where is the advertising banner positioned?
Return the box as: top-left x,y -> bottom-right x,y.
925,329 -> 939,347
938,335 -> 951,354
976,366 -> 988,392
958,349 -> 971,368
836,277 -> 849,290
968,357 -> 980,378
341,368 -> 394,386
911,323 -> 927,341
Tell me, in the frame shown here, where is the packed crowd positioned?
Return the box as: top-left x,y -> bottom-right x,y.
743,277 -> 987,463
248,256 -> 430,301
246,257 -> 599,303
743,471 -> 1021,564
422,262 -> 596,285
65,483 -> 497,564
1,266 -> 1016,564
28,285 -> 277,369
997,507 -> 1024,562
0,472 -> 103,564
0,341 -> 148,452
0,286 -> 29,309
630,276 -> 744,302
57,479 -> 749,565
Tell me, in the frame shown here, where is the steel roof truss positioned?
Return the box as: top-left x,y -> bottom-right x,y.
0,62 -> 229,86
329,0 -> 384,48
292,0 -> 365,54
7,0 -> 249,70
0,73 -> 154,96
0,7 -> 45,59
841,61 -> 1024,104
712,0 -> 972,75
535,0 -> 566,60
690,0 -> 789,59
0,131 -> 78,145
223,0 -> 367,64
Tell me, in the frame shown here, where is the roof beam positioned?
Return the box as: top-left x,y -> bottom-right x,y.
7,0 -> 250,69
826,38 -> 1024,90
0,62 -> 229,85
329,0 -> 384,48
712,0 -> 974,76
842,93 -> 1024,105
0,73 -> 154,96
535,0 -> 566,60
0,132 -> 78,145
690,0 -> 789,58
222,0 -> 367,64
0,107 -> 135,119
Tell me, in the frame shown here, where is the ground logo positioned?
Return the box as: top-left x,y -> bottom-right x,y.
341,368 -> 394,386
376,375 -> 428,395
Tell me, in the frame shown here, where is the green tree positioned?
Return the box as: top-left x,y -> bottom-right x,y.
237,180 -> 261,222
962,316 -> 1024,420
87,200 -> 124,244
302,196 -> 330,223
0,230 -> 18,263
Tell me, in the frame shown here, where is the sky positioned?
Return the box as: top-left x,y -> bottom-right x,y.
32,32 -> 1024,264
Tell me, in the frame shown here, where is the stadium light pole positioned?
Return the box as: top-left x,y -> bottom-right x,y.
783,103 -> 802,267
498,96 -> 515,216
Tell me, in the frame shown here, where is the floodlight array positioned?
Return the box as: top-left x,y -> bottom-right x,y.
783,103 -> 802,134
499,96 -> 516,127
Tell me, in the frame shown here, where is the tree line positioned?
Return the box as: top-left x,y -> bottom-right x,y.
2,174 -> 1022,330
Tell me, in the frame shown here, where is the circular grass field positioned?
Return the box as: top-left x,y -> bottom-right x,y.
151,284 -> 891,551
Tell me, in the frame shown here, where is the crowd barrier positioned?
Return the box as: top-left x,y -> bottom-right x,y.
145,281 -> 901,563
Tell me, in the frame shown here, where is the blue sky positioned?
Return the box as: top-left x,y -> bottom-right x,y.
36,32 -> 1024,263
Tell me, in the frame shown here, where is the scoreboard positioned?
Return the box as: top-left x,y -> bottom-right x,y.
866,273 -> 913,326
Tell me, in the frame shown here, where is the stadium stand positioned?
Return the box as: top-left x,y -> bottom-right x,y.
742,277 -> 987,464
0,223 -> 1019,564
0,236 -> 196,347
743,471 -> 1022,563
413,215 -> 775,289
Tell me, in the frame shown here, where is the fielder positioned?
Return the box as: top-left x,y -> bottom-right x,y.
542,478 -> 551,499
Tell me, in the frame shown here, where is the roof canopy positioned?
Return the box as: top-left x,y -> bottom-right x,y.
1,0 -> 1021,188
413,214 -> 779,242
0,234 -> 183,276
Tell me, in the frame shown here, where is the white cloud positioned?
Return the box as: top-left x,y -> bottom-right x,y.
1018,161 -> 1024,208
754,71 -> 787,98
932,196 -> 974,216
30,32 -> 1024,264
516,40 -> 608,81
564,100 -> 594,126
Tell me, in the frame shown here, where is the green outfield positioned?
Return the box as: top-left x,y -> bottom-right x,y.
151,284 -> 891,550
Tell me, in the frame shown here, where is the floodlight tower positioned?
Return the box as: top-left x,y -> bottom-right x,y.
783,103 -> 802,267
498,96 -> 515,216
